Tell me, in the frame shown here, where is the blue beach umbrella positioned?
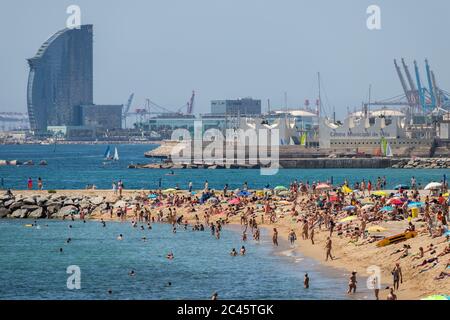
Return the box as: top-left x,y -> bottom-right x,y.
381,206 -> 394,212
343,205 -> 356,211
237,190 -> 252,197
408,202 -> 424,208
148,194 -> 158,199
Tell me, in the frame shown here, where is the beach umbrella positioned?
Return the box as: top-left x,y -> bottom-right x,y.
339,215 -> 358,223
388,198 -> 404,205
443,192 -> 449,197
408,202 -> 424,208
228,198 -> 240,205
380,206 -> 394,212
341,185 -> 353,194
162,188 -> 177,194
191,191 -> 197,195
316,183 -> 332,190
424,182 -> 442,190
367,226 -> 388,233
274,186 -> 287,191
421,295 -> 449,300
362,204 -> 374,210
278,200 -> 291,205
237,190 -> 251,197
394,184 -> 410,190
330,196 -> 339,202
373,191 -> 388,197
148,194 -> 158,199
207,197 -> 218,203
343,205 -> 356,211
255,190 -> 265,197
278,190 -> 290,196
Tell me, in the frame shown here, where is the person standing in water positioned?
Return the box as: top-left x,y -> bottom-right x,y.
304,273 -> 310,289
37,177 -> 43,190
347,271 -> 357,294
288,229 -> 297,245
27,177 -> 33,190
272,228 -> 278,246
188,181 -> 193,193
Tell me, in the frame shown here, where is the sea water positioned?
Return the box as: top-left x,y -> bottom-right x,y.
0,144 -> 447,190
0,220 -> 368,300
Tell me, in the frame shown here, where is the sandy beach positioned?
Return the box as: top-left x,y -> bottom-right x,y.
4,188 -> 450,300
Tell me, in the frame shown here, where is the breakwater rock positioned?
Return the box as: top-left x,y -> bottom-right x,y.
0,192 -> 134,219
392,158 -> 450,169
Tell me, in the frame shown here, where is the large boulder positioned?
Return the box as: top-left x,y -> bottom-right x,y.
0,194 -> 12,201
28,207 -> 44,219
9,201 -> 23,211
36,197 -> 49,206
90,196 -> 104,206
4,199 -> 15,207
53,205 -> 78,218
22,197 -> 36,205
21,205 -> 39,211
11,209 -> 28,218
0,207 -> 10,218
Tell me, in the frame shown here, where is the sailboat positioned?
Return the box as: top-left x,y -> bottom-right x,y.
113,147 -> 119,161
104,146 -> 112,160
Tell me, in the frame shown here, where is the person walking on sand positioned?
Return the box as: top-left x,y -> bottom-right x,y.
272,228 -> 278,246
310,227 -> 315,245
325,237 -> 334,261
118,180 -> 123,197
391,263 -> 403,291
347,271 -> 357,294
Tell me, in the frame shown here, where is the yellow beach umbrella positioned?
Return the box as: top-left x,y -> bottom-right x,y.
339,216 -> 358,223
341,185 -> 353,194
373,191 -> 388,197
443,192 -> 449,197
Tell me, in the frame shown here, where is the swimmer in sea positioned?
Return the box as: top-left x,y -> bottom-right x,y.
140,225 -> 145,230
240,246 -> 246,255
304,273 -> 310,289
128,270 -> 136,276
59,248 -> 63,253
141,237 -> 147,242
211,292 -> 218,300
66,238 -> 72,243
68,225 -> 72,228
117,234 -> 123,240
101,219 -> 106,227
167,251 -> 174,260
108,289 -> 112,295
230,248 -> 238,256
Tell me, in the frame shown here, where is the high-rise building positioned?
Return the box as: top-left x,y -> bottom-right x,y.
27,25 -> 94,131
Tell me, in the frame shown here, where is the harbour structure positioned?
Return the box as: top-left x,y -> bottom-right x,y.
27,24 -> 123,135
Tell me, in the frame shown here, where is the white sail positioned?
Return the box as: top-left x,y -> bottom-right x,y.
386,142 -> 393,157
113,147 -> 119,161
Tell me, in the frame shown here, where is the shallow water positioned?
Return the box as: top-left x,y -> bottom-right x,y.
0,144 -> 447,190
0,220 -> 370,300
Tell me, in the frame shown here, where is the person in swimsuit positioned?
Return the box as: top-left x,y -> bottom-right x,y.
347,271 -> 357,294
304,273 -> 310,289
273,228 -> 278,246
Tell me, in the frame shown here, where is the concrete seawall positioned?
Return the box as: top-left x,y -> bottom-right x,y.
279,158 -> 403,169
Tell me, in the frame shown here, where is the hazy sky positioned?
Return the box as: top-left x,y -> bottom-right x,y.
1,0 -> 449,118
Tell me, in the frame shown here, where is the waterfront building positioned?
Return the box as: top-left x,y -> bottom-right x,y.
210,98 -> 261,116
27,25 -> 123,133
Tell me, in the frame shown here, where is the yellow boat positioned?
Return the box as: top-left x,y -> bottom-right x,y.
376,231 -> 417,247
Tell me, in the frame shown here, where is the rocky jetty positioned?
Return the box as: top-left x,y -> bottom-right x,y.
0,191 -> 136,220
392,158 -> 450,169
